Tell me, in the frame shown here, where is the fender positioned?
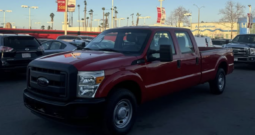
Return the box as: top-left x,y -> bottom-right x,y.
95,70 -> 146,102
213,55 -> 227,77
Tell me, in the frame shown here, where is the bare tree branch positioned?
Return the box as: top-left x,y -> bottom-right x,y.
219,0 -> 245,39
166,6 -> 190,27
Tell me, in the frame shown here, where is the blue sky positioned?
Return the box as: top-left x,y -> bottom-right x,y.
0,0 -> 253,30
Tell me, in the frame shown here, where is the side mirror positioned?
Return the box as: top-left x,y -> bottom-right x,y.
159,45 -> 173,62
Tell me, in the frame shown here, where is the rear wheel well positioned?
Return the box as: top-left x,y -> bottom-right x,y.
110,81 -> 142,104
218,62 -> 227,73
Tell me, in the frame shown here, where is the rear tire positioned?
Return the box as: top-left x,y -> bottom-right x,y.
102,88 -> 137,135
209,68 -> 226,95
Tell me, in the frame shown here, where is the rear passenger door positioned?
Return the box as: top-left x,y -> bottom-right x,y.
174,31 -> 201,88
145,31 -> 182,99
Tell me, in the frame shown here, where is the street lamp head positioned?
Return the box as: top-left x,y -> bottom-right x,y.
0,10 -> 3,12
6,10 -> 12,12
21,5 -> 28,8
31,6 -> 38,9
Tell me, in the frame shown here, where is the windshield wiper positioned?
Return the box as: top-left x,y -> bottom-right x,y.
97,48 -> 120,52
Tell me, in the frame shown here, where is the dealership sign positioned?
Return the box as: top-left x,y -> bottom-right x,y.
67,0 -> 76,12
57,0 -> 66,12
157,7 -> 166,24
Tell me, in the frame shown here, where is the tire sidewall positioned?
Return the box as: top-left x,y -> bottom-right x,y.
216,68 -> 226,92
103,89 -> 137,135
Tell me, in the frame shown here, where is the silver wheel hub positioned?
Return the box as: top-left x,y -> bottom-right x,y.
113,99 -> 133,129
218,73 -> 225,90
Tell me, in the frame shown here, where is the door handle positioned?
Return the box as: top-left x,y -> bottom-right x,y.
177,60 -> 181,68
196,57 -> 199,65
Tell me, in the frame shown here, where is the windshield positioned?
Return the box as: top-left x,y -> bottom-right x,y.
3,36 -> 40,49
212,41 -> 226,45
85,29 -> 151,54
80,36 -> 94,40
232,35 -> 255,44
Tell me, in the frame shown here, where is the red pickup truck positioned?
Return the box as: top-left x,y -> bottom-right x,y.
23,27 -> 234,135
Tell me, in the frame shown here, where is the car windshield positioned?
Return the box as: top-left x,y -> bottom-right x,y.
212,41 -> 226,45
85,29 -> 151,54
80,36 -> 94,40
232,35 -> 255,44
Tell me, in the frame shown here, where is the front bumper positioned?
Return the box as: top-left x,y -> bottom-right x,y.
24,90 -> 106,124
234,56 -> 255,63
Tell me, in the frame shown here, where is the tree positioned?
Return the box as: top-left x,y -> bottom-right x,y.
136,13 -> 141,26
41,25 -> 45,30
50,13 -> 55,30
81,18 -> 85,28
89,9 -> 93,31
102,7 -> 105,30
105,12 -> 110,29
166,11 -> 178,27
167,6 -> 190,27
47,25 -> 51,30
114,6 -> 117,27
86,17 -> 89,30
219,1 -> 245,39
84,0 -> 87,31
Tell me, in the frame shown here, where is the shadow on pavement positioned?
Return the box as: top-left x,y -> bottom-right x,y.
0,72 -> 27,82
234,63 -> 255,71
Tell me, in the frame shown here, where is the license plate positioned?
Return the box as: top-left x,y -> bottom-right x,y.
22,53 -> 31,58
234,58 -> 238,61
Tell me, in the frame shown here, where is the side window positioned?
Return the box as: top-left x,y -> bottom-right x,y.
60,43 -> 67,49
175,31 -> 194,54
149,32 -> 176,59
49,42 -> 62,50
42,42 -> 51,50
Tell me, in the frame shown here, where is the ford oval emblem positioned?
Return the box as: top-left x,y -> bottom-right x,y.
37,77 -> 49,87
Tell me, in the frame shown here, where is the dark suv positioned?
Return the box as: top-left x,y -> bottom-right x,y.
0,35 -> 44,72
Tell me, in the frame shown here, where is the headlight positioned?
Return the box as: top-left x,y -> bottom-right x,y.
77,71 -> 105,98
250,48 -> 255,55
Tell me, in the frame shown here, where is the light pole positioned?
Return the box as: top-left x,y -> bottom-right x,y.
158,0 -> 164,25
139,16 -> 151,26
111,0 -> 114,28
21,5 -> 38,29
193,4 -> 204,37
77,4 -> 80,32
184,13 -> 192,29
64,0 -> 68,35
0,10 -> 12,27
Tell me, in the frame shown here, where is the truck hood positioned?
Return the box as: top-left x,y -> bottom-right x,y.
226,43 -> 255,48
37,50 -> 137,71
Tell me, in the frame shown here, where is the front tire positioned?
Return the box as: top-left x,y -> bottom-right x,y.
209,68 -> 226,95
103,88 -> 137,135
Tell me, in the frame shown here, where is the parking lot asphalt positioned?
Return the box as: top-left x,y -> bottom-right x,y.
0,63 -> 255,135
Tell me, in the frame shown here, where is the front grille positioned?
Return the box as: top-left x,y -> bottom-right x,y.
28,66 -> 68,100
232,48 -> 249,56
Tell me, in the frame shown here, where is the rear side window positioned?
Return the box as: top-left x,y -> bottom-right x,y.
3,36 -> 40,49
175,32 -> 194,54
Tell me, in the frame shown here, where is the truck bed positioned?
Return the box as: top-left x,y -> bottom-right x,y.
198,47 -> 234,83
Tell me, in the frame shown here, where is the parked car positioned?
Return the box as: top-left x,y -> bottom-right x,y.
0,35 -> 44,72
78,35 -> 95,42
224,34 -> 255,64
37,38 -> 53,43
212,39 -> 230,48
41,40 -> 78,55
56,35 -> 93,42
23,27 -> 234,135
194,36 -> 213,47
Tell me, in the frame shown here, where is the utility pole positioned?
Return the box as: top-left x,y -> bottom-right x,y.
111,0 -> 114,28
193,4 -> 204,37
158,0 -> 164,26
78,4 -> 80,32
21,5 -> 38,29
64,0 -> 67,35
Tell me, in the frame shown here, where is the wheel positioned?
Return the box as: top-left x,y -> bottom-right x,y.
102,88 -> 137,135
209,68 -> 226,95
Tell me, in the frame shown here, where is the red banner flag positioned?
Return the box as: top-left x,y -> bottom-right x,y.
57,0 -> 66,12
157,7 -> 162,23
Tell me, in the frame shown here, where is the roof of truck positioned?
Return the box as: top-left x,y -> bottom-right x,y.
110,26 -> 190,30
